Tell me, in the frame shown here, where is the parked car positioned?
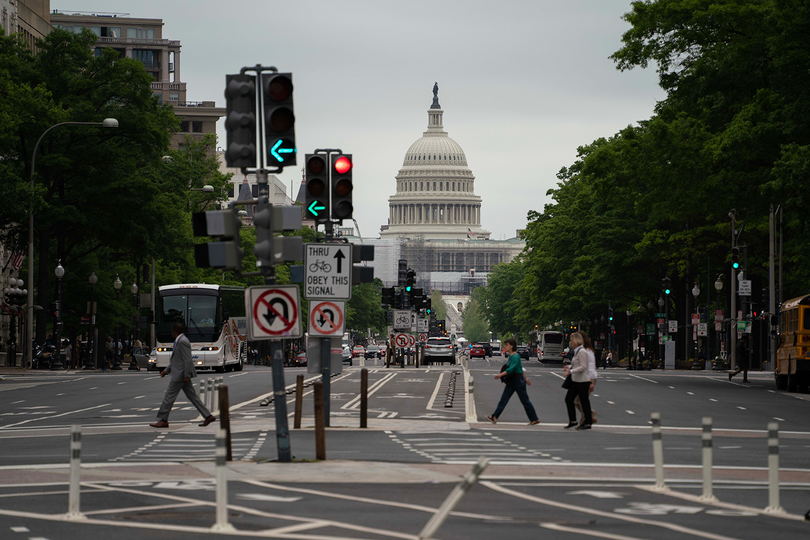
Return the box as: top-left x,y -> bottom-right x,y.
365,345 -> 381,359
425,337 -> 455,364
131,346 -> 152,370
470,344 -> 486,358
342,347 -> 352,365
352,345 -> 365,358
517,345 -> 531,360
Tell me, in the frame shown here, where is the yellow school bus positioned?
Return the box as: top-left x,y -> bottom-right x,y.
776,295 -> 810,392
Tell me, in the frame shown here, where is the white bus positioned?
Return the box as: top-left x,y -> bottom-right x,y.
537,331 -> 564,363
153,284 -> 247,372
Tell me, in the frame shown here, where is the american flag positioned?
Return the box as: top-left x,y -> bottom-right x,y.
10,249 -> 24,271
467,228 -> 474,238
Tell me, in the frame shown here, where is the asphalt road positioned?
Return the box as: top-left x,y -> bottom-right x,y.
1,356 -> 808,539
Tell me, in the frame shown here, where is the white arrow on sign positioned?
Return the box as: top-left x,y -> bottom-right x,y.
566,490 -> 627,499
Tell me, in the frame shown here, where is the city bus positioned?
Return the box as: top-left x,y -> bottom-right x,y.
153,284 -> 247,373
776,294 -> 810,392
537,330 -> 565,363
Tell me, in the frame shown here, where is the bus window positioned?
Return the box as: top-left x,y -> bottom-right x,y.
188,295 -> 218,338
803,307 -> 810,330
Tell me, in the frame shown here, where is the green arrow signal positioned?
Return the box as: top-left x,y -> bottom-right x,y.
308,200 -> 326,217
271,139 -> 295,162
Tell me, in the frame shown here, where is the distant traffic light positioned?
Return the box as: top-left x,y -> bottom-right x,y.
224,74 -> 256,168
732,247 -> 740,269
252,202 -> 273,269
261,72 -> 296,168
382,287 -> 395,306
330,154 -> 353,220
398,260 -> 407,287
608,307 -> 614,322
192,207 -> 243,270
405,269 -> 416,292
662,276 -> 671,295
426,299 -> 432,315
304,154 -> 328,221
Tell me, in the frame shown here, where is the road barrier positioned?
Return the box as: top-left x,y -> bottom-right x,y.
67,425 -> 84,520
211,428 -> 235,532
200,376 -> 224,414
650,412 -> 666,490
700,417 -> 717,502
765,422 -> 785,514
418,456 -> 489,540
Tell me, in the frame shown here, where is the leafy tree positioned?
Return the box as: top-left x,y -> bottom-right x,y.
480,259 -> 525,338
462,297 -> 489,343
429,289 -> 447,321
347,278 -> 386,336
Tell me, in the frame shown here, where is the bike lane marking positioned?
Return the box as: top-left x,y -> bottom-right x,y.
0,403 -> 112,430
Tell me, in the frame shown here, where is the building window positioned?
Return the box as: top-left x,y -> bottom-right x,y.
153,92 -> 163,104
169,93 -> 179,101
439,182 -> 442,192
127,28 -> 155,39
452,182 -> 455,191
420,182 -> 423,191
192,121 -> 203,133
180,121 -> 190,132
433,182 -> 436,191
133,49 -> 156,68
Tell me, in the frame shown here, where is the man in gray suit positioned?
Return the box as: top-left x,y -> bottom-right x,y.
150,322 -> 216,428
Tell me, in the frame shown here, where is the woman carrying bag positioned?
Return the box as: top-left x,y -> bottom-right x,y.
563,332 -> 593,430
486,338 -> 540,425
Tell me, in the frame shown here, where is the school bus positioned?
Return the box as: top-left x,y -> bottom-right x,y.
776,295 -> 810,392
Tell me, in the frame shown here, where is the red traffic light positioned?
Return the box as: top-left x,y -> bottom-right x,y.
333,156 -> 352,174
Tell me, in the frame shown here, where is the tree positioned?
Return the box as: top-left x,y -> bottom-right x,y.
429,289 -> 447,321
462,297 -> 489,343
347,278 -> 386,337
480,259 -> 525,338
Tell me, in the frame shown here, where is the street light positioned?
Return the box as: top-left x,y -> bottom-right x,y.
51,260 -> 65,370
692,283 -> 701,369
27,118 -> 118,369
84,272 -> 98,370
131,280 -> 139,345
111,274 -> 123,370
714,276 -> 724,366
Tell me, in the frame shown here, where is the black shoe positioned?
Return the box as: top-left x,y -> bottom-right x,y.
564,421 -> 577,429
577,424 -> 592,431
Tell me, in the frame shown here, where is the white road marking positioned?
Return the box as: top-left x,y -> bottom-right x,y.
11,400 -> 24,404
625,410 -> 635,415
669,386 -> 675,389
607,401 -> 615,405
542,522 -> 648,539
133,395 -> 145,400
0,403 -> 111,430
10,526 -> 29,532
774,417 -> 785,421
627,373 -> 658,384
710,399 -> 718,402
737,406 -> 747,410
687,392 -> 694,395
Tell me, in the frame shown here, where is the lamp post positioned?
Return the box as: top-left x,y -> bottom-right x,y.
636,304 -> 644,369
692,283 -> 701,369
715,276 -> 724,366
626,308 -> 632,367
131,281 -> 139,344
84,272 -> 97,370
27,118 -> 118,369
3,278 -> 27,366
111,274 -> 123,370
51,260 -> 65,370
658,296 -> 665,368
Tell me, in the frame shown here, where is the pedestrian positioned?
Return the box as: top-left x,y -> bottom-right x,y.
563,332 -> 593,430
574,332 -> 598,427
729,334 -> 750,383
105,336 -> 113,369
605,350 -> 613,369
485,338 -> 540,425
150,323 -> 215,428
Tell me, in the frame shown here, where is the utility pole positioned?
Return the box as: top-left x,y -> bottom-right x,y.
730,211 -> 737,371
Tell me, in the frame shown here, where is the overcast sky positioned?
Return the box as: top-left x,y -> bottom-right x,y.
55,0 -> 665,240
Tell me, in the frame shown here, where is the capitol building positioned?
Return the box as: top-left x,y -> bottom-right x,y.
357,85 -> 524,295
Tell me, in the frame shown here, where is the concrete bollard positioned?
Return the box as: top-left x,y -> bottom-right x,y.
700,417 -> 716,501
360,368 -> 368,428
66,424 -> 84,520
465,374 -> 477,423
200,379 -> 206,409
211,429 -> 235,532
651,412 -> 666,490
764,422 -> 784,513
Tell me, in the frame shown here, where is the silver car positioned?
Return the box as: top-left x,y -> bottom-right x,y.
425,337 -> 455,364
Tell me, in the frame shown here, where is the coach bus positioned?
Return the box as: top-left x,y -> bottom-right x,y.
776,294 -> 810,392
153,284 -> 247,373
537,331 -> 565,363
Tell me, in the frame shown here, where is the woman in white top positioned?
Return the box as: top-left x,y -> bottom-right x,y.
575,331 -> 598,427
563,332 -> 593,430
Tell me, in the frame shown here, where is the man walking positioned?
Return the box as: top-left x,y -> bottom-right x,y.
150,323 -> 215,428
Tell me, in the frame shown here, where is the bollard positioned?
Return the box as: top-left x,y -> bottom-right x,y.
314,381 -> 326,460
211,429 -> 235,532
200,379 -> 206,410
465,374 -> 477,423
700,417 -> 716,501
294,374 -> 304,429
418,456 -> 489,540
764,422 -> 784,513
651,412 -> 666,490
218,385 -> 232,461
66,425 -> 84,520
360,368 -> 368,428
206,378 -> 214,412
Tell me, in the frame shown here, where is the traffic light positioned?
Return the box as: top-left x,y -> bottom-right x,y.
382,287 -> 395,306
224,74 -> 257,168
393,290 -> 403,309
261,72 -> 296,168
192,207 -> 243,270
410,287 -> 423,307
662,276 -> 671,295
426,299 -> 432,315
608,307 -> 614,322
732,247 -> 740,269
252,202 -> 273,269
304,154 -> 328,221
405,269 -> 416,292
330,154 -> 353,220
398,259 -> 407,287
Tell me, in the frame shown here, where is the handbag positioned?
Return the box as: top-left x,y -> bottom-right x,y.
499,363 -> 512,384
561,374 -> 572,389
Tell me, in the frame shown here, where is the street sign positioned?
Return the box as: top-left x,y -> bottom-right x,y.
408,334 -> 416,347
698,323 -> 708,337
305,244 -> 352,300
715,322 -> 723,332
668,320 -> 678,333
737,321 -> 751,333
308,300 -> 345,337
418,317 -> 428,332
714,310 -> 724,322
393,310 -> 411,330
394,333 -> 410,349
246,285 -> 302,340
418,333 -> 428,343
738,280 -> 752,296
646,323 -> 655,335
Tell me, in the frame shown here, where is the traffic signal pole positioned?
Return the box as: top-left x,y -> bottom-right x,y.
730,211 -> 737,371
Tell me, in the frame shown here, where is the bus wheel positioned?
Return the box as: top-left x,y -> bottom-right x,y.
215,366 -> 226,373
775,374 -> 788,390
787,372 -> 799,392
234,362 -> 243,372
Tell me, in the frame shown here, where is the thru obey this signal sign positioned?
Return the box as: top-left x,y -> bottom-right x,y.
246,285 -> 302,340
308,300 -> 345,336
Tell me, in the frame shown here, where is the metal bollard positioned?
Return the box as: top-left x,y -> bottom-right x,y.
211,429 -> 235,532
700,417 -> 716,501
218,385 -> 232,461
360,368 -> 368,428
294,374 -> 304,429
651,412 -> 666,490
764,422 -> 784,513
206,378 -> 214,411
200,379 -> 206,409
314,381 -> 326,460
67,425 -> 84,520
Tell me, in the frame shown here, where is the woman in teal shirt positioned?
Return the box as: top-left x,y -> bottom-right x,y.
486,338 -> 540,425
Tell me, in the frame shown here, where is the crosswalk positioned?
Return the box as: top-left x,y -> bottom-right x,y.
110,430 -> 268,462
385,430 -> 568,465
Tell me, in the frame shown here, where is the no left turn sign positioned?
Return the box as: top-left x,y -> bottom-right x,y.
308,300 -> 346,336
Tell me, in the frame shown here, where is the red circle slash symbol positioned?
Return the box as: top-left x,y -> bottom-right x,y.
254,289 -> 297,336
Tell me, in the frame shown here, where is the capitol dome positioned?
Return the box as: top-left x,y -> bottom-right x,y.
380,85 -> 490,241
